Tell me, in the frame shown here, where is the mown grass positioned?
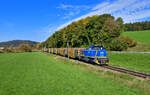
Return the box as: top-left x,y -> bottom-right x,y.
109,52 -> 150,74
54,54 -> 150,95
122,30 -> 150,44
0,52 -> 145,95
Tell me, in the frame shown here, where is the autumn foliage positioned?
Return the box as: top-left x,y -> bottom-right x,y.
41,14 -> 136,51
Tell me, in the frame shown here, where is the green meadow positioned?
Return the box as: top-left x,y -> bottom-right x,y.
122,30 -> 150,51
0,52 -> 146,95
109,53 -> 150,74
122,30 -> 150,44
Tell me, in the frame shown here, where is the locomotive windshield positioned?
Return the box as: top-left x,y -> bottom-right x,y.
89,45 -> 104,50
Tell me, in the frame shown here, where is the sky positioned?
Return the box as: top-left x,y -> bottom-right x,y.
0,0 -> 150,42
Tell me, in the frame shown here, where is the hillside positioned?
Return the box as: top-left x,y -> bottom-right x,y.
122,30 -> 150,44
122,30 -> 150,51
0,40 -> 39,47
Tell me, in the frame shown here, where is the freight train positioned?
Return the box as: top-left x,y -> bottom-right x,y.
45,45 -> 109,65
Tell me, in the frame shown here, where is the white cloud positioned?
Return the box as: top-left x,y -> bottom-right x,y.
112,0 -> 150,22
92,2 -> 110,10
40,24 -> 58,35
126,0 -> 150,11
120,10 -> 150,22
57,4 -> 90,10
56,0 -> 150,31
57,4 -> 91,19
57,4 -> 74,10
63,11 -> 78,19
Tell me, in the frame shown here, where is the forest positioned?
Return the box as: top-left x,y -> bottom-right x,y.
41,14 -> 137,51
125,21 -> 150,31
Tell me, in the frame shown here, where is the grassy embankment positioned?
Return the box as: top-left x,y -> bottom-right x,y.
0,52 -> 149,95
122,30 -> 150,51
109,53 -> 150,74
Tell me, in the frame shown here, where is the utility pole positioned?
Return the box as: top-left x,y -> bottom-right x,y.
67,40 -> 69,59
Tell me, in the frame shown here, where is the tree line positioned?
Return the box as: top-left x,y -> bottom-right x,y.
40,14 -> 137,51
125,21 -> 150,31
0,43 -> 41,53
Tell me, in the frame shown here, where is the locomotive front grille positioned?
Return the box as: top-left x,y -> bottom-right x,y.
98,58 -> 109,64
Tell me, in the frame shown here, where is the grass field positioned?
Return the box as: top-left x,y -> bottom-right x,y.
0,52 -> 146,95
109,53 -> 150,74
122,30 -> 150,44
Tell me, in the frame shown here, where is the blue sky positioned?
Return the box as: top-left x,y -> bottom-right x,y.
0,0 -> 150,42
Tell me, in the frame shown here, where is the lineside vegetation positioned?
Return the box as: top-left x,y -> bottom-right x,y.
41,14 -> 136,51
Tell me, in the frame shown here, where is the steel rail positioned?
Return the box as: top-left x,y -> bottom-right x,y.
45,52 -> 150,79
101,65 -> 150,78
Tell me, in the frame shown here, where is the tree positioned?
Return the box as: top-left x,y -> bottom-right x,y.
40,14 -> 134,51
125,21 -> 150,31
18,44 -> 32,52
116,17 -> 124,32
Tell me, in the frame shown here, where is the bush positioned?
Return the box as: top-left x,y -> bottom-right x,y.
0,44 -> 33,53
0,50 -> 4,53
18,44 -> 32,52
110,37 -> 128,51
3,47 -> 10,53
120,36 -> 137,47
8,46 -> 16,52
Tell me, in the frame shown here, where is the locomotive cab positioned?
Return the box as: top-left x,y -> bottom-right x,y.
82,45 -> 109,65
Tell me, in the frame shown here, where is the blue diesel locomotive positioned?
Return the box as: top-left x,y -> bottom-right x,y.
48,45 -> 109,65
81,45 -> 109,65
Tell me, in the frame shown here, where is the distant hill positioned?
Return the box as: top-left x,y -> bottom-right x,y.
0,40 -> 39,47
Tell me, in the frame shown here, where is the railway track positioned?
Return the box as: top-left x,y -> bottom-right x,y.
45,52 -> 150,79
101,65 -> 150,79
